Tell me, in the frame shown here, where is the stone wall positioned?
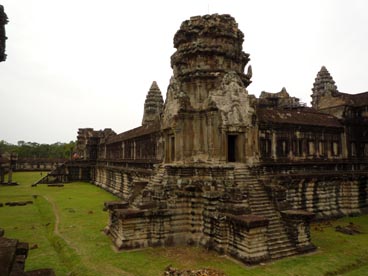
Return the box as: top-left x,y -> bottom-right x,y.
0,229 -> 55,275
93,165 -> 153,200
16,158 -> 66,171
105,164 -> 315,265
283,176 -> 366,218
261,166 -> 368,219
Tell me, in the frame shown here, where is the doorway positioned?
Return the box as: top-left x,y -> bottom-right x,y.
227,135 -> 237,162
170,136 -> 175,162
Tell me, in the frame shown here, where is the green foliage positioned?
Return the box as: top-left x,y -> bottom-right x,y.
1,172 -> 368,275
0,140 -> 75,159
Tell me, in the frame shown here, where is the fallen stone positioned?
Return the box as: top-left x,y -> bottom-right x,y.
5,201 -> 33,207
163,266 -> 226,276
25,268 -> 56,275
47,184 -> 64,187
335,222 -> 361,235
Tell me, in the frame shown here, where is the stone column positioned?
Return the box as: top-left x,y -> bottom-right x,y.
226,214 -> 270,264
281,210 -> 316,253
7,166 -> 12,184
0,167 -> 4,183
221,130 -> 227,162
7,154 -> 16,185
271,131 -> 277,159
78,167 -> 82,180
133,141 -> 136,160
175,126 -> 182,162
341,132 -> 348,158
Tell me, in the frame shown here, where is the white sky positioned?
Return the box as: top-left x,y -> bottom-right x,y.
1,0 -> 367,144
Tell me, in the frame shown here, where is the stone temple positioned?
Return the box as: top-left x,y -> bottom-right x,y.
44,14 -> 368,264
0,4 -> 7,62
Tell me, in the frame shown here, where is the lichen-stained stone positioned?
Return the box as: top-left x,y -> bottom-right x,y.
0,5 -> 8,62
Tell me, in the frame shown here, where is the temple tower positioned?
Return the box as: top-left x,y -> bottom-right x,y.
170,14 -> 252,108
162,14 -> 256,164
311,66 -> 338,109
142,81 -> 163,126
0,5 -> 8,62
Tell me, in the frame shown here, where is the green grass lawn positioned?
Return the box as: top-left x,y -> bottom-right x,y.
1,172 -> 368,276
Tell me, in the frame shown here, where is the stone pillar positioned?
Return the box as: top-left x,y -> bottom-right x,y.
7,166 -> 12,184
226,214 -> 269,264
133,141 -> 136,160
271,131 -> 277,159
341,132 -> 348,158
78,167 -> 82,180
7,154 -> 16,185
221,131 -> 227,162
175,127 -> 182,162
0,167 -> 4,183
281,210 -> 316,253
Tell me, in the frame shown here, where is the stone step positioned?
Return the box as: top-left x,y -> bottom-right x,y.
267,224 -> 284,230
250,207 -> 274,212
249,199 -> 269,203
250,201 -> 271,206
253,205 -> 274,209
250,207 -> 274,211
268,221 -> 284,226
268,242 -> 294,251
269,248 -> 297,259
251,211 -> 275,216
267,231 -> 288,238
249,194 -> 268,198
267,235 -> 291,243
251,193 -> 268,197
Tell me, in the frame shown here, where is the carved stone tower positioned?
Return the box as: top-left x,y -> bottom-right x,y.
162,14 -> 256,164
0,5 -> 8,62
311,66 -> 338,109
142,81 -> 163,126
171,14 -> 252,102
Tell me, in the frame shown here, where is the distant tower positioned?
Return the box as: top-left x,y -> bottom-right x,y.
311,66 -> 338,109
0,5 -> 8,62
142,81 -> 164,126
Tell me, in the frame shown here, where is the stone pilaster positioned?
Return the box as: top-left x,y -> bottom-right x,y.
281,210 -> 316,253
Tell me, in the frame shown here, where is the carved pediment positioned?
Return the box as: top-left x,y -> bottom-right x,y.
207,72 -> 255,127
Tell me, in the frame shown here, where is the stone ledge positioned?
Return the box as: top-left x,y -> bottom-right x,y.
296,244 -> 317,254
104,201 -> 129,211
281,210 -> 315,220
226,214 -> 269,229
114,209 -> 146,219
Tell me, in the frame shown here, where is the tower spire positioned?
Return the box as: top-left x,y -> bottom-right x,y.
311,66 -> 338,109
142,81 -> 163,126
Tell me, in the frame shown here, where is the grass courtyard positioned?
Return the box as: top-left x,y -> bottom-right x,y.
1,172 -> 368,276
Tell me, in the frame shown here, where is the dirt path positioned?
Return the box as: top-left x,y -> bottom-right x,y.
43,195 -> 133,276
43,195 -> 81,254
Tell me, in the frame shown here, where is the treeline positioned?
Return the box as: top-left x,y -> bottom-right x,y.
0,140 -> 76,159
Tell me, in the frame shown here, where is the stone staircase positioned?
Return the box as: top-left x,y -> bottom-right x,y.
34,162 -> 68,185
131,165 -> 166,208
234,164 -> 297,260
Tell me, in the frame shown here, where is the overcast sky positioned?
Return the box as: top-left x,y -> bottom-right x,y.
1,0 -> 367,144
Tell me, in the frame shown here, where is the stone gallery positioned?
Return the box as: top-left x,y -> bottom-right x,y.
49,14 -> 368,264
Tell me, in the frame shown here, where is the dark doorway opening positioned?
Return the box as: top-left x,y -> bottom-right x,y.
228,135 -> 237,162
170,136 -> 175,162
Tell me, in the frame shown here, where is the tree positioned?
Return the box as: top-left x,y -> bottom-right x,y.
0,140 -> 76,159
